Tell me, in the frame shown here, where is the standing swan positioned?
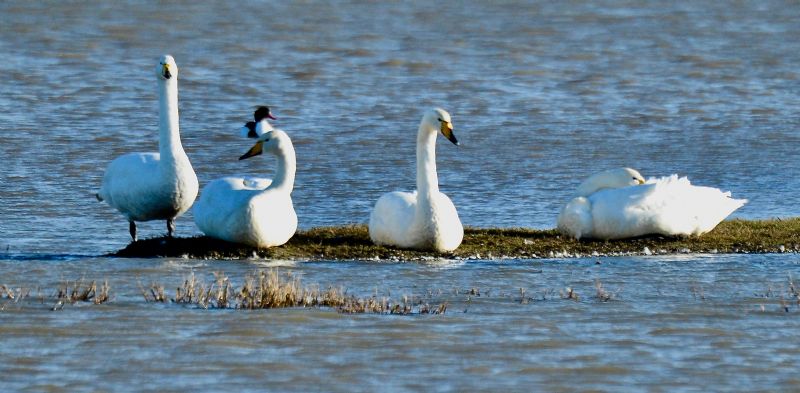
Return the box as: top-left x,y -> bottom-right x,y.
193,124 -> 297,248
369,108 -> 463,252
96,55 -> 198,241
557,168 -> 747,240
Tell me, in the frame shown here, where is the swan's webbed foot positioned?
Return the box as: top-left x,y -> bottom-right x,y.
129,221 -> 137,242
167,219 -> 175,238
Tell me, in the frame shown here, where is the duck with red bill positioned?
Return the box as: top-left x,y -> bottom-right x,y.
240,106 -> 277,138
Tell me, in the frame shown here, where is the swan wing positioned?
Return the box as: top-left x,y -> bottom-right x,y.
98,152 -> 174,221
194,177 -> 256,239
638,175 -> 746,235
249,191 -> 298,247
194,177 -> 296,247
241,176 -> 272,190
432,192 -> 464,250
588,175 -> 746,239
369,191 -> 417,247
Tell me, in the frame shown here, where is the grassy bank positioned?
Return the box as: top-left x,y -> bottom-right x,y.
112,218 -> 800,260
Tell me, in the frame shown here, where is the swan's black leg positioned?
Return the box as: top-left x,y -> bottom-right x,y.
167,219 -> 175,238
129,221 -> 137,242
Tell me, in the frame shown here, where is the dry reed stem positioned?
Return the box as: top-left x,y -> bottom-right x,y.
138,276 -> 167,303
752,274 -> 800,312
0,286 -> 30,311
150,269 -> 448,315
560,287 -> 580,301
594,279 -> 613,302
94,280 -> 110,304
51,279 -> 111,309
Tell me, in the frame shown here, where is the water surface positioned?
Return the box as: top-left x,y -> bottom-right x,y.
1,1 -> 799,391
1,1 -> 798,253
1,254 -> 799,391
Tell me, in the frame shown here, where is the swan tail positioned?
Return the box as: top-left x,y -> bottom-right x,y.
557,197 -> 592,239
691,192 -> 747,235
648,175 -> 747,235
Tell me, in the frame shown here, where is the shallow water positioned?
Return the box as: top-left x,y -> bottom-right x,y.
1,0 -> 800,391
2,1 -> 799,253
1,254 -> 799,391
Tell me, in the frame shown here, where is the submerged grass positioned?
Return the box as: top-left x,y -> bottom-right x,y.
143,270 -> 447,315
51,279 -> 110,310
754,273 -> 800,313
0,279 -> 112,311
5,272 -> 800,314
114,218 -> 800,260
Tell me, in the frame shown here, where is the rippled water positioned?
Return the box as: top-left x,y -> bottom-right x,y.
1,1 -> 799,391
1,255 -> 799,391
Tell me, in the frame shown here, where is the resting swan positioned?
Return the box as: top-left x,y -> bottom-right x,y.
369,108 -> 463,252
557,168 -> 747,240
96,55 -> 198,241
193,122 -> 297,248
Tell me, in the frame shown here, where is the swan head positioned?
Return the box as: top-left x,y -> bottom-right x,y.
575,167 -> 646,197
157,55 -> 177,81
239,130 -> 291,160
423,108 -> 458,145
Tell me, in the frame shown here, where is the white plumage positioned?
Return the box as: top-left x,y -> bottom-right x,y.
557,168 -> 747,240
194,126 -> 297,248
96,55 -> 198,241
369,108 -> 463,252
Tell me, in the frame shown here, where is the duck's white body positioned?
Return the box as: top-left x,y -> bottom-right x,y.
369,108 -> 463,252
194,129 -> 297,248
557,168 -> 747,240
97,55 -> 198,240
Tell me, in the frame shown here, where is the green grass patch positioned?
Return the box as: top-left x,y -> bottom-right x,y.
113,218 -> 800,260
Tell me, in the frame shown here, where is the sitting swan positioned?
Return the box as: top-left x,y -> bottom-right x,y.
557,168 -> 747,240
369,108 -> 463,252
96,55 -> 198,241
193,124 -> 297,248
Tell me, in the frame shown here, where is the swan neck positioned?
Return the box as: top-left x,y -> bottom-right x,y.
158,77 -> 184,163
416,123 -> 439,198
411,122 -> 446,247
257,119 -> 274,134
265,142 -> 296,193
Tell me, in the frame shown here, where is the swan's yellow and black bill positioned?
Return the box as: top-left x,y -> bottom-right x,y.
239,141 -> 264,160
162,63 -> 172,79
440,121 -> 458,145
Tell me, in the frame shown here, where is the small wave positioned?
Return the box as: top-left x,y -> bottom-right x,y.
0,253 -> 94,262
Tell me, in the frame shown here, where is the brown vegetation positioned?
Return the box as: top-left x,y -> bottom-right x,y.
51,279 -> 110,310
142,270 -> 447,315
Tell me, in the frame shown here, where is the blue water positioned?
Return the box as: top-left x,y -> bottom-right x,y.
1,254 -> 799,391
1,1 -> 799,391
1,1 -> 799,253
